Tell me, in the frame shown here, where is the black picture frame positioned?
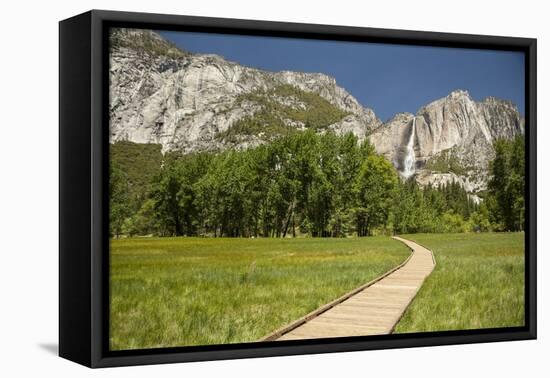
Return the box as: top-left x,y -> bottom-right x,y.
59,9 -> 537,368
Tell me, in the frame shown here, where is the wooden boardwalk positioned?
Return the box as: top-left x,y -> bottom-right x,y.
262,236 -> 435,341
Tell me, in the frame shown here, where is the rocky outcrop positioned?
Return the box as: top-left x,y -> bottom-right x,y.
369,112 -> 415,174
415,171 -> 483,203
369,90 -> 524,193
109,28 -> 380,153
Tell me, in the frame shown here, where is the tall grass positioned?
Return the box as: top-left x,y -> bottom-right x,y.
394,233 -> 524,333
110,237 -> 409,350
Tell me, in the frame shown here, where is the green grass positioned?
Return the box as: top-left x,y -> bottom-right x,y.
110,236 -> 409,350
394,232 -> 525,333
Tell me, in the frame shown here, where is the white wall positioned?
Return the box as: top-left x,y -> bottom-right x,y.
0,0 -> 546,376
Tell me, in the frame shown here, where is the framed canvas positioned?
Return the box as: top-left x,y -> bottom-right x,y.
59,9 -> 537,368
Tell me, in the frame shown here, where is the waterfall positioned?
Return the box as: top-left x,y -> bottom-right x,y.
402,118 -> 416,178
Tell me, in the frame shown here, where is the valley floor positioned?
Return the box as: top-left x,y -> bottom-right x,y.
110,236 -> 409,350
109,233 -> 525,350
394,233 -> 525,333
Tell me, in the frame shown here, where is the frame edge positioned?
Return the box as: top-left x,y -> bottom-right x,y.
75,9 -> 537,368
59,11 -> 94,368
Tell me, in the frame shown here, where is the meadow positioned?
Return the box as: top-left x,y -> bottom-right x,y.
394,232 -> 525,333
110,236 -> 410,350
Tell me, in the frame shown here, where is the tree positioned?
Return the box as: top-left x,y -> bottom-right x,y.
353,155 -> 398,236
440,210 -> 469,233
392,179 -> 426,234
122,198 -> 162,236
470,202 -> 492,232
151,160 -> 185,236
110,162 -> 131,238
330,133 -> 362,236
487,137 -> 525,231
509,136 -> 526,231
176,153 -> 212,235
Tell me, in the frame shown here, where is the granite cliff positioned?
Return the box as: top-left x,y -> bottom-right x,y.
369,90 -> 524,195
109,28 -> 380,153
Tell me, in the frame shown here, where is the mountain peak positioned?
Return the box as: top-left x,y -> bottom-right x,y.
110,28 -> 188,58
482,96 -> 518,110
387,112 -> 414,124
447,89 -> 472,100
417,90 -> 473,115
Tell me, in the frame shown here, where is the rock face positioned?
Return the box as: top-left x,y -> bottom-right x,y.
109,28 -> 380,153
369,112 -> 415,175
369,90 -> 524,193
109,28 -> 524,195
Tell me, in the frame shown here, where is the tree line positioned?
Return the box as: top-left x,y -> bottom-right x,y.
486,136 -> 525,232
110,132 -> 525,238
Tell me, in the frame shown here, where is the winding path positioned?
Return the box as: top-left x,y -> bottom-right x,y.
262,236 -> 435,341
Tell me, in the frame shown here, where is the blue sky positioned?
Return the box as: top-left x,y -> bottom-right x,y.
159,31 -> 525,121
